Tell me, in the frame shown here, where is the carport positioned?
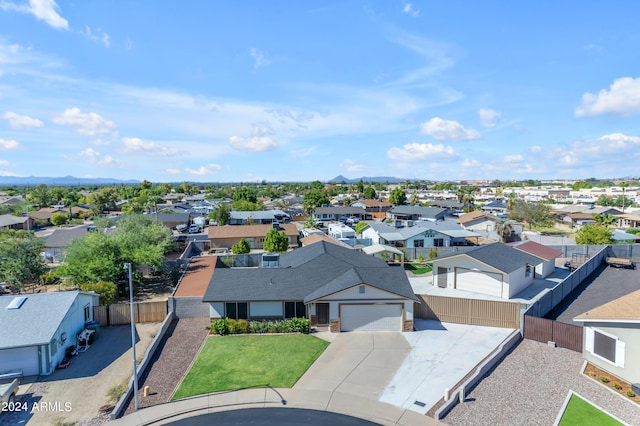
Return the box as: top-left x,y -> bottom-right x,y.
363,244 -> 404,266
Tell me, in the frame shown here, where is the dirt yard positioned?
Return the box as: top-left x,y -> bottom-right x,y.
0,322 -> 161,426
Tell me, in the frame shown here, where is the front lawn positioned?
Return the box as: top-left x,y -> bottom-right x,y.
172,334 -> 329,400
405,262 -> 433,274
559,394 -> 623,426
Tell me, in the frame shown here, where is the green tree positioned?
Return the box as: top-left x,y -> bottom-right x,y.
28,184 -> 53,207
231,199 -> 263,211
233,187 -> 257,204
355,221 -> 368,235
356,180 -> 365,193
303,216 -> 319,229
88,187 -> 119,213
593,213 -> 618,227
496,219 -> 513,242
0,230 -> 46,292
309,180 -> 324,191
363,187 -> 376,199
511,200 -> 553,229
571,181 -> 593,191
140,179 -> 153,190
303,190 -> 330,214
263,228 -> 289,253
231,238 -> 251,254
388,188 -> 406,205
575,225 -> 612,245
50,211 -> 69,226
79,281 -> 118,305
209,204 -> 230,225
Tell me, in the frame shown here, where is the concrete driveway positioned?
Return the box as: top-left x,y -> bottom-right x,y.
294,332 -> 411,400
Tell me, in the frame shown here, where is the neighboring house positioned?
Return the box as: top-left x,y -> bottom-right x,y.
480,200 -> 508,215
43,225 -> 95,262
0,196 -> 24,207
0,291 -> 98,376
573,289 -> 640,386
155,213 -> 191,229
202,241 -> 419,332
386,206 -> 448,222
430,243 -> 541,299
0,214 -> 34,230
617,213 -> 640,229
328,223 -> 355,240
457,210 -> 501,232
350,199 -> 392,219
313,206 -> 366,223
561,213 -> 596,227
554,205 -> 622,216
207,223 -> 299,250
428,200 -> 464,211
508,240 -> 562,278
362,221 -> 478,248
300,233 -> 352,249
228,209 -> 291,225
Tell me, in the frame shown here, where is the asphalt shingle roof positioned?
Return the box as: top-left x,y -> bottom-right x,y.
435,242 -> 542,274
203,241 -> 418,303
389,206 -> 447,218
44,225 -> 93,248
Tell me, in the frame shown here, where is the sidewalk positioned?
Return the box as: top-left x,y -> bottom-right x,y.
108,388 -> 439,426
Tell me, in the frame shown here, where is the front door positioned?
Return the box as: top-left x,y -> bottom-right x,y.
437,267 -> 448,288
316,303 -> 329,325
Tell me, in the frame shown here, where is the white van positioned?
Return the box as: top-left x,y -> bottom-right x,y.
188,224 -> 200,234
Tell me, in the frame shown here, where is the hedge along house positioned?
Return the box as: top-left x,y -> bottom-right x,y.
573,289 -> 640,387
0,291 -> 98,377
202,241 -> 419,332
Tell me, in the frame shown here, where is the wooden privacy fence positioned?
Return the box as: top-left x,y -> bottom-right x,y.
523,315 -> 583,352
93,301 -> 167,326
415,295 -> 520,329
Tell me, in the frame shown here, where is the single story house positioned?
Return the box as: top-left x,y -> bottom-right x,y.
508,240 -> 562,278
207,223 -> 299,250
573,289 -> 640,386
428,200 -> 464,211
430,243 -> 541,299
361,221 -> 478,248
43,225 -> 96,263
0,214 -> 34,230
351,199 -> 392,219
0,291 -> 98,376
617,213 -> 640,229
457,210 -> 501,232
313,206 -> 366,223
386,206 -> 448,222
480,200 -> 508,215
228,209 -> 290,225
203,241 -> 419,332
561,213 -> 596,227
155,212 -> 191,229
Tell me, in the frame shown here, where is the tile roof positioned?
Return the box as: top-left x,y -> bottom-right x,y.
353,199 -> 392,207
0,291 -> 93,349
203,241 -> 418,303
574,289 -> 640,322
174,256 -> 217,297
508,240 -> 562,261
208,223 -> 298,239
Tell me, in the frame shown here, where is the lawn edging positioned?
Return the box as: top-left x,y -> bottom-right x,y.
111,311 -> 175,420
553,390 -> 629,426
169,325 -> 210,400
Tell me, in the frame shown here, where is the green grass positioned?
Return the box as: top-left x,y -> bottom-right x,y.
172,334 -> 329,400
559,395 -> 623,426
405,262 -> 433,274
530,225 -> 572,235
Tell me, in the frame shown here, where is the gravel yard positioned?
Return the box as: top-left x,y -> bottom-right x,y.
444,339 -> 640,426
123,317 -> 210,415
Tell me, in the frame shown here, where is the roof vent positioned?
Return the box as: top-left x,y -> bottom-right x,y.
6,296 -> 27,310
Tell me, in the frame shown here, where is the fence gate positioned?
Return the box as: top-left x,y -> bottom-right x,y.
524,315 -> 583,352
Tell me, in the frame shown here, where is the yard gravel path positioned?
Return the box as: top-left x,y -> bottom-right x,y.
123,317 -> 210,415
444,339 -> 640,426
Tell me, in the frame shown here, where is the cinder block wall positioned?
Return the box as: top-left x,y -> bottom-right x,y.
168,296 -> 210,318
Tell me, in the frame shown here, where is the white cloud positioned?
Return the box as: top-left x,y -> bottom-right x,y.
529,145 -> 542,153
121,137 -> 178,156
78,148 -> 119,166
387,142 -> 458,161
52,107 -> 115,136
229,135 -> 278,152
0,159 -> 10,166
478,108 -> 500,127
420,117 -> 480,141
185,163 -> 222,176
340,159 -> 364,173
0,0 -> 69,30
2,111 -> 43,129
249,48 -> 271,70
462,159 -> 480,168
575,77 -> 640,117
0,169 -> 18,176
402,2 -> 420,16
165,168 -> 180,175
598,133 -> 640,146
79,25 -> 110,47
503,154 -> 524,163
0,138 -> 20,150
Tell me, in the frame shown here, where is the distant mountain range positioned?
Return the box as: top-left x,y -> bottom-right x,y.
0,176 -> 140,186
327,175 -> 407,184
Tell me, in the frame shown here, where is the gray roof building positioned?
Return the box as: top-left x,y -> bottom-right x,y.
436,242 -> 541,274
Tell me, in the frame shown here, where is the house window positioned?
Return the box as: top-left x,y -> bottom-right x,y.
225,302 -> 248,320
84,304 -> 91,322
586,327 -> 625,367
414,239 -> 424,248
359,285 -> 365,294
434,239 -> 444,247
284,302 -> 306,318
525,265 -> 532,278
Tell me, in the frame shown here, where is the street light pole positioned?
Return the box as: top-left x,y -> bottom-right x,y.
124,263 -> 139,410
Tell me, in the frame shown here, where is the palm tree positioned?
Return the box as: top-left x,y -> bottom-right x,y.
593,213 -> 618,228
496,219 -> 514,242
620,181 -> 629,213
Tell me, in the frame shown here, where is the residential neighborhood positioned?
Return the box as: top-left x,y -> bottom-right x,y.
1,178 -> 640,426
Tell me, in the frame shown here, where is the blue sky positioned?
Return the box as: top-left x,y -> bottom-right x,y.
0,1 -> 639,183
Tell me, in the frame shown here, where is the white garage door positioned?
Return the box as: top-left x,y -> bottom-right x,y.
455,268 -> 503,298
340,304 -> 402,332
0,346 -> 39,376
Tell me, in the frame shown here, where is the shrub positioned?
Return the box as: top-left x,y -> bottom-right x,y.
211,318 -> 230,335
291,317 -> 310,333
228,319 -> 250,334
588,371 -> 596,378
429,248 -> 438,259
41,270 -> 60,286
79,281 -> 117,305
627,390 -> 636,398
600,376 -> 610,383
613,382 -> 622,390
107,378 -> 129,403
416,253 -> 426,263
